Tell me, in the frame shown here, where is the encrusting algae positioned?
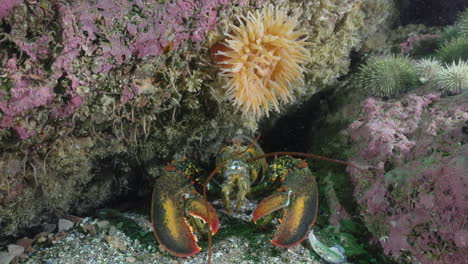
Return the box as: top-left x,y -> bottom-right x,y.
211,5 -> 311,119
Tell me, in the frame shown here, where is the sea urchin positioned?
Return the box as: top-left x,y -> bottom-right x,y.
415,57 -> 442,86
436,60 -> 468,95
357,54 -> 418,98
212,6 -> 311,119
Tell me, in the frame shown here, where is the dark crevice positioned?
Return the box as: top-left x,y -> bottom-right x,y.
397,0 -> 468,26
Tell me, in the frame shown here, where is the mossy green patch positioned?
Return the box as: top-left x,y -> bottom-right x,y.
311,226 -> 378,263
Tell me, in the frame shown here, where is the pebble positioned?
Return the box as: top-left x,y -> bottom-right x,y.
43,224 -> 56,233
81,224 -> 97,235
125,256 -> 136,263
33,232 -> 49,241
15,238 -> 33,250
11,211 -> 320,264
58,219 -> 74,232
96,220 -> 110,229
104,235 -> 127,252
51,232 -> 67,243
281,251 -> 289,259
36,237 -> 47,243
108,225 -> 118,236
0,252 -> 15,264
7,244 -> 24,256
65,215 -> 83,223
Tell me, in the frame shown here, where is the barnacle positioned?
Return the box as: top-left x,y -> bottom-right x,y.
213,6 -> 311,119
357,54 -> 418,98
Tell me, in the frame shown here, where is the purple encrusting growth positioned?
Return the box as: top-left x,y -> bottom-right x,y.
54,0 -> 237,66
0,0 -> 23,20
0,57 -> 54,128
400,34 -> 438,54
0,0 -> 240,138
347,93 -> 468,263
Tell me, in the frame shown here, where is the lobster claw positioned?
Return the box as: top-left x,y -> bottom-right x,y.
253,159 -> 318,247
151,162 -> 219,257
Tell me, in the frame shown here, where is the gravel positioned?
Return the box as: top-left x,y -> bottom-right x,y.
11,210 -> 323,264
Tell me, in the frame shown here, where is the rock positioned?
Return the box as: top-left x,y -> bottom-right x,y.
18,253 -> 29,261
43,224 -> 56,233
65,215 -> 83,224
7,245 -> 24,257
347,93 -> 468,263
33,232 -> 49,241
32,224 -> 56,242
51,232 -> 67,243
81,224 -> 97,235
15,238 -> 33,250
96,220 -> 110,229
108,225 -> 117,236
58,219 -> 74,232
0,252 -> 15,264
104,235 -> 127,252
126,256 -> 136,263
36,237 -> 47,244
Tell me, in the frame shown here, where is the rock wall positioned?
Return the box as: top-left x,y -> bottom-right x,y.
347,92 -> 467,263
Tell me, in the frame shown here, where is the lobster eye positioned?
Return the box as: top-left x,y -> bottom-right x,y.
230,161 -> 241,170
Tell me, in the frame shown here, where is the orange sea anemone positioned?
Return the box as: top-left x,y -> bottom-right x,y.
212,5 -> 311,119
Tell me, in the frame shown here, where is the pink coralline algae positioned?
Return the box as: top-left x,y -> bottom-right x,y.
59,0 -> 238,61
400,34 -> 439,54
0,0 -> 23,20
348,94 -> 439,164
347,93 -> 468,263
0,57 -> 54,130
0,0 -> 240,138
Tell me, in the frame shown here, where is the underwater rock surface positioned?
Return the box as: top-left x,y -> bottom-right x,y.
347,92 -> 467,263
0,0 -> 394,243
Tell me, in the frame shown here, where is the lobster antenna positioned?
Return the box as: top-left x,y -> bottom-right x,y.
203,160 -> 227,264
246,152 -> 363,171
